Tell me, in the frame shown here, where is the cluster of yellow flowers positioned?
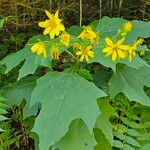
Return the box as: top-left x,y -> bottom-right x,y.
31,10 -> 98,62
31,10 -> 144,63
103,22 -> 144,61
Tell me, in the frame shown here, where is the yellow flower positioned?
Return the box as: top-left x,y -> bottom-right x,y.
140,50 -> 145,57
38,10 -> 65,39
73,42 -> 80,50
76,45 -> 94,62
123,22 -> 132,33
102,37 -> 129,61
90,33 -> 99,45
31,41 -> 46,57
128,38 -> 144,61
119,22 -> 133,36
78,26 -> 99,44
50,47 -> 60,60
60,32 -> 71,46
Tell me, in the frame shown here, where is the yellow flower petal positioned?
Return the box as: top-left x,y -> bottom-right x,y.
38,20 -> 50,28
54,10 -> 59,19
116,37 -> 125,45
88,51 -> 94,57
80,55 -> 85,62
117,49 -> 126,59
43,27 -> 51,35
105,50 -> 113,57
50,30 -> 55,39
43,50 -> 46,58
31,44 -> 39,53
45,10 -> 53,20
112,51 -> 117,61
85,55 -> 89,62
76,51 -> 83,55
37,46 -> 44,55
118,45 -> 130,50
102,47 -> 112,53
105,37 -> 113,46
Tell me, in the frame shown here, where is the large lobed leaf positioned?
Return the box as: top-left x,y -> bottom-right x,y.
30,70 -> 106,150
109,65 -> 150,106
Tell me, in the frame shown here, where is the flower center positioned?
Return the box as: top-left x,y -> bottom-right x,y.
82,49 -> 88,56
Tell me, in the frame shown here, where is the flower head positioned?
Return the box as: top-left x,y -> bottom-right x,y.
140,50 -> 145,57
123,22 -> 132,33
31,41 -> 46,57
76,45 -> 94,62
118,22 -> 133,36
73,42 -> 80,50
78,26 -> 99,44
102,37 -> 129,61
60,32 -> 71,46
50,47 -> 60,60
128,38 -> 144,61
38,10 -> 65,39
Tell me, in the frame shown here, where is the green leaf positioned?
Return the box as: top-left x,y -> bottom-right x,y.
0,76 -> 38,117
94,114 -> 113,146
121,117 -> 141,128
140,144 -> 150,150
109,65 -> 150,106
113,140 -> 123,149
0,35 -> 51,80
67,25 -> 82,36
97,98 -> 117,118
30,70 -> 106,150
95,17 -> 126,37
0,19 -> 5,28
53,119 -> 95,150
0,76 -> 36,106
126,129 -> 141,137
92,69 -> 112,88
123,144 -> 135,150
114,132 -> 141,147
78,69 -> 93,81
94,128 -> 111,150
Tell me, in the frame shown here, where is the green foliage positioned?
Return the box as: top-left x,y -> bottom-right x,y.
0,16 -> 150,150
0,96 -> 8,131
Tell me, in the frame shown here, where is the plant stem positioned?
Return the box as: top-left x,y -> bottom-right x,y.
99,0 -> 102,19
80,0 -> 82,27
